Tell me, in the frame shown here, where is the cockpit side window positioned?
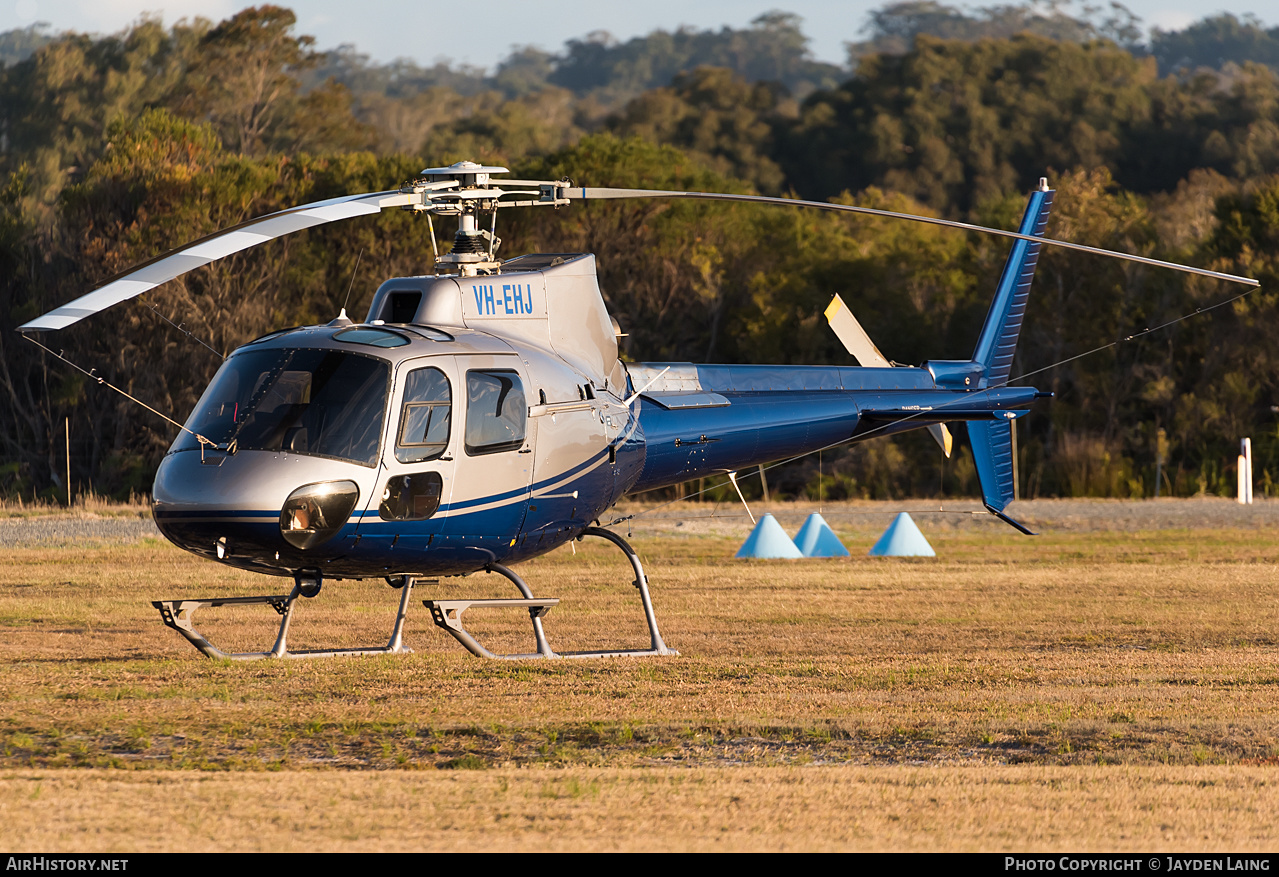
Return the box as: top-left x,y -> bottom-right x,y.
396,367 -> 451,464
464,369 -> 526,456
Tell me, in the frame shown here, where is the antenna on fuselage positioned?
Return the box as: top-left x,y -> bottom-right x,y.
330,247 -> 365,327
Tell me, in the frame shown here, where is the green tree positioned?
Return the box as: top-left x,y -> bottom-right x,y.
849,1 -> 1144,61
609,67 -> 789,194
730,185 -> 979,366
784,34 -> 1160,212
0,17 -> 196,212
549,13 -> 843,105
505,135 -> 765,362
1191,175 -> 1279,493
0,22 -> 53,66
1152,14 -> 1279,75
169,5 -> 320,155
420,88 -> 589,166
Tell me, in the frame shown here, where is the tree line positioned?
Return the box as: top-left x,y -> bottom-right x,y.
1,4 -> 1277,503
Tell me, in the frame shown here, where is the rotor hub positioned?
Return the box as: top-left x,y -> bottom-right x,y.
411,162 -> 518,275
419,160 -> 509,189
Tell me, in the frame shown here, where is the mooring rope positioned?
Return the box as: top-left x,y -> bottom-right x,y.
22,333 -> 217,451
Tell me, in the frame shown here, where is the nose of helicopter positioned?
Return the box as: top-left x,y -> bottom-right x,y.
151,449 -> 376,571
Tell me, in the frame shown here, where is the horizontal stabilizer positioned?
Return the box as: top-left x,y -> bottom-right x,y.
860,407 -> 1028,422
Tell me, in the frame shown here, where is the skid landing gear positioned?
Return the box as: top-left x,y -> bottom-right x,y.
152,571 -> 418,660
423,527 -> 677,659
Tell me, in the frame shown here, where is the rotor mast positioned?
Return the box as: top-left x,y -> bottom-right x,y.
414,161 -> 506,276
402,160 -> 578,277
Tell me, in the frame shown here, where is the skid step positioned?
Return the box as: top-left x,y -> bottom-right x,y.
427,597 -> 560,616
422,532 -> 677,660
424,597 -> 561,659
156,594 -> 292,617
152,573 -> 418,660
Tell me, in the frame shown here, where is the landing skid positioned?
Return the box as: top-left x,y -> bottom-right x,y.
423,527 -> 677,659
153,530 -> 675,660
152,573 -> 418,660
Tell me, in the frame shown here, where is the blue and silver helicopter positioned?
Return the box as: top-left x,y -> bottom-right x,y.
18,161 -> 1257,660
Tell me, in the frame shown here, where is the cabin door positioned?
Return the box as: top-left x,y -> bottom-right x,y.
435,354 -> 533,560
356,355 -> 459,555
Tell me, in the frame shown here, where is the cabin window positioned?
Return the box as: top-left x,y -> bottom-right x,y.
396,367 -> 451,463
379,471 -> 443,521
464,369 -> 526,455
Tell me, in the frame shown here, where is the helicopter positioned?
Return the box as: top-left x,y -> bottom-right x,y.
18,161 -> 1258,661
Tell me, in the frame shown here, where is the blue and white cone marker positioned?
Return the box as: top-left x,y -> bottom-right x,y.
735,513 -> 804,559
794,513 -> 850,557
868,512 -> 935,557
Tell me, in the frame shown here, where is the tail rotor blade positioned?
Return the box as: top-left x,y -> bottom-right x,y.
825,293 -> 954,458
928,423 -> 954,458
824,294 -> 890,368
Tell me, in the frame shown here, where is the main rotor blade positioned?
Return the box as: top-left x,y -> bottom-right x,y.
566,187 -> 1260,288
18,188 -> 437,332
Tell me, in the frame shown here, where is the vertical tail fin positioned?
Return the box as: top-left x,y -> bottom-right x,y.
968,417 -> 1034,534
972,181 -> 1054,388
968,182 -> 1053,535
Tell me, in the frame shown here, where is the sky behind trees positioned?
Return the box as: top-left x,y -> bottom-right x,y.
3,0 -> 1276,71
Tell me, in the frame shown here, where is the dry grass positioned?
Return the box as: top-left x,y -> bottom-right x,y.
2,499 -> 1279,850
4,765 -> 1278,852
0,492 -> 150,519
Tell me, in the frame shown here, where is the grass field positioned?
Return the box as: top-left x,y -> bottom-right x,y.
2,499 -> 1278,851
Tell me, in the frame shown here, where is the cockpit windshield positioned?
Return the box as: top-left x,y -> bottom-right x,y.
173,348 -> 389,467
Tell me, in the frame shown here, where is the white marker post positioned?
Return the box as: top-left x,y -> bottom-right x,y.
1238,437 -> 1253,505
1246,437 -> 1254,504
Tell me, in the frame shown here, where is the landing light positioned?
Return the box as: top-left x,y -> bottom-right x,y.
279,481 -> 360,550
